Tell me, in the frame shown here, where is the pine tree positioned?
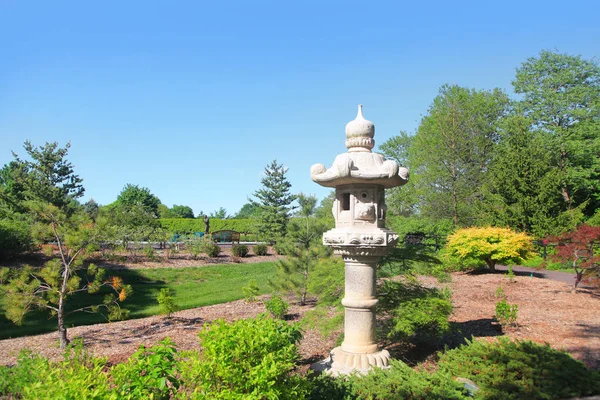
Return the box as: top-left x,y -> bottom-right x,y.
250,160 -> 296,244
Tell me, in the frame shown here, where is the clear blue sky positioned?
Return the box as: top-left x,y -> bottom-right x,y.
1,0 -> 598,216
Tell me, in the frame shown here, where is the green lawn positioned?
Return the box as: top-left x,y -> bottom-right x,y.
0,262 -> 276,340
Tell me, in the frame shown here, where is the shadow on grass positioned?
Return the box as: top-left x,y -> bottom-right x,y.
0,263 -> 164,340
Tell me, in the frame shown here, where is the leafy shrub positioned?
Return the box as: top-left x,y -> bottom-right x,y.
253,243 -> 268,256
183,314 -> 308,399
241,279 -> 261,302
0,219 -> 33,260
231,244 -> 249,257
265,295 -> 289,319
156,288 -> 179,318
495,299 -> 518,328
445,227 -> 534,271
0,349 -> 49,397
378,279 -> 453,343
203,241 -> 220,258
1,340 -> 113,399
438,337 -> 600,399
111,338 -> 180,399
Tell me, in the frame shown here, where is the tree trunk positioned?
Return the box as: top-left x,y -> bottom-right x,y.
572,266 -> 582,293
486,259 -> 496,272
57,301 -> 69,349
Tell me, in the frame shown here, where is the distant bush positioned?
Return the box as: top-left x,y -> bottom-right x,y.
0,219 -> 33,260
438,337 -> 600,399
203,241 -> 220,258
265,295 -> 289,319
242,279 -> 260,302
156,288 -> 179,318
253,243 -> 268,256
231,244 -> 249,257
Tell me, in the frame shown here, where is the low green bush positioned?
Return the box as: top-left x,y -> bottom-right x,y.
253,243 -> 268,256
378,279 -> 453,343
231,244 -> 249,257
112,338 -> 180,399
182,314 -> 308,399
350,360 -> 469,400
438,337 -> 600,399
0,340 -> 113,399
156,288 -> 179,318
242,279 -> 260,302
203,241 -> 220,258
0,219 -> 33,260
265,295 -> 289,319
495,299 -> 518,328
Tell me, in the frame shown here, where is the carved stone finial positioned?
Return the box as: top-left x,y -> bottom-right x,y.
345,104 -> 375,152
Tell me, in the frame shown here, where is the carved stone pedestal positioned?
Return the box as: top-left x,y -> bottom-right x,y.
311,251 -> 392,375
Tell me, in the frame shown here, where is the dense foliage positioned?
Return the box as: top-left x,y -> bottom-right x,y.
438,337 -> 600,400
2,326 -> 598,399
445,227 -> 534,271
380,50 -> 600,237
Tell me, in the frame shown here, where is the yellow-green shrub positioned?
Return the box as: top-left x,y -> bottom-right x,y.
445,227 -> 533,271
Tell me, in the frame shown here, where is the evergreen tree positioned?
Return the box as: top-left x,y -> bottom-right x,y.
250,160 -> 296,243
2,141 -> 84,215
513,50 -> 600,215
482,114 -> 580,237
269,193 -> 329,305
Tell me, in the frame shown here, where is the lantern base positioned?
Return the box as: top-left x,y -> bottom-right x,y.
310,347 -> 391,376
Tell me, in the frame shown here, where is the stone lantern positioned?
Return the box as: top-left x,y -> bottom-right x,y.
310,105 -> 409,374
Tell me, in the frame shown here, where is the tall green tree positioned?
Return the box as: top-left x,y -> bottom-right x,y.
170,205 -> 194,219
513,50 -> 600,215
1,141 -> 84,215
379,132 -> 418,216
113,184 -> 161,216
482,114 -> 580,237
409,84 -> 509,226
209,207 -> 229,219
250,160 -> 296,243
234,202 -> 261,219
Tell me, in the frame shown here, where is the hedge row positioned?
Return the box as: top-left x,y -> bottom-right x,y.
159,218 -> 258,234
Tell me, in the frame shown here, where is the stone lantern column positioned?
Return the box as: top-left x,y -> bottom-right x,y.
310,105 -> 409,374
